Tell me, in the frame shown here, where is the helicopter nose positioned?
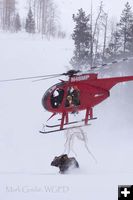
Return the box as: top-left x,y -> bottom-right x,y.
42,92 -> 49,111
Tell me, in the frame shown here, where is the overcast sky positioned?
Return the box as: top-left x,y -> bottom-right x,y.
56,0 -> 133,32
18,0 -> 133,33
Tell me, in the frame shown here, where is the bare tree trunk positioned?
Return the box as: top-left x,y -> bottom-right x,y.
28,0 -> 59,37
102,13 -> 108,62
2,0 -> 16,31
123,26 -> 127,54
90,0 -> 93,68
92,2 -> 103,44
93,27 -> 100,66
37,0 -> 41,33
91,1 -> 103,68
0,1 -> 3,28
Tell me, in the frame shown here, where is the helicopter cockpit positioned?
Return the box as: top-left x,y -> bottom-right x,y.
50,88 -> 64,108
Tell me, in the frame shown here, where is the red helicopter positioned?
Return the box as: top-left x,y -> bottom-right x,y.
39,69 -> 133,133
1,62 -> 133,133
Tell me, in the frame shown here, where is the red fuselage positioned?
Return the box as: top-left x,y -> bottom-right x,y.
42,73 -> 133,114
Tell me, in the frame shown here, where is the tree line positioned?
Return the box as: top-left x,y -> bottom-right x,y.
71,2 -> 133,70
0,0 -> 66,38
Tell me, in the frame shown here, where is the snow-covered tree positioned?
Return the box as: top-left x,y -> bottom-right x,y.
14,12 -> 21,32
127,22 -> 133,54
27,0 -> 60,38
70,8 -> 92,70
25,7 -> 35,33
2,0 -> 16,31
105,29 -> 121,60
117,2 -> 133,55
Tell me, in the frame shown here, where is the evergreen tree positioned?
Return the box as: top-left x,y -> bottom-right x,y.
14,13 -> 21,32
128,23 -> 133,54
117,2 -> 133,55
70,8 -> 92,70
25,7 -> 35,33
106,30 -> 121,60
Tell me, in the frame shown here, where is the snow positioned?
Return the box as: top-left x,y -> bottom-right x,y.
0,32 -> 133,199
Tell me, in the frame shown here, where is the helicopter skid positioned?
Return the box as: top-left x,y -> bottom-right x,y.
39,117 -> 97,134
47,117 -> 97,128
39,124 -> 91,134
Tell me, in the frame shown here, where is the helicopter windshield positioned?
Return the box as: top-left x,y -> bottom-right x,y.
50,88 -> 64,108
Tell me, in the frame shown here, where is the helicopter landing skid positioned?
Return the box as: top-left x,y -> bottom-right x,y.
46,117 -> 97,128
39,117 -> 97,134
39,124 -> 91,134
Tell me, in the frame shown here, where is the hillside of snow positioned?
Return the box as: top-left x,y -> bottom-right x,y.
0,33 -> 133,200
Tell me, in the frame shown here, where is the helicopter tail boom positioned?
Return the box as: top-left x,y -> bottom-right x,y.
89,75 -> 133,90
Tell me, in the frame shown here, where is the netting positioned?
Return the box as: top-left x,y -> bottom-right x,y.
63,128 -> 97,163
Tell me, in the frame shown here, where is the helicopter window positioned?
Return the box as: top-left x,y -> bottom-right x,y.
65,86 -> 80,107
50,88 -> 64,108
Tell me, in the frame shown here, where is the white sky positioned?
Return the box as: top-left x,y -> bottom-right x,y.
18,0 -> 133,33
55,0 -> 133,33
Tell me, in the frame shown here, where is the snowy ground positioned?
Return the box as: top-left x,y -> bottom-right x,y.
0,32 -> 133,200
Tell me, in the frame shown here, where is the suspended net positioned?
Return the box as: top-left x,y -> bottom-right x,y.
63,127 -> 97,163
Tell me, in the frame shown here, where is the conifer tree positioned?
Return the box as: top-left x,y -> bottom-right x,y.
14,13 -> 21,32
128,23 -> 133,54
70,8 -> 92,70
25,7 -> 35,33
117,2 -> 133,55
106,30 -> 121,60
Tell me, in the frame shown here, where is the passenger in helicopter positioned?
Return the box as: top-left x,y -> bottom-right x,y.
65,86 -> 80,108
65,95 -> 73,107
71,86 -> 80,106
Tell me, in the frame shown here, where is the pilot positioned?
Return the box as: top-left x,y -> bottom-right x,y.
51,89 -> 64,108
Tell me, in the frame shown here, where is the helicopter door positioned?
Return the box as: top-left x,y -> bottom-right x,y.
50,88 -> 64,108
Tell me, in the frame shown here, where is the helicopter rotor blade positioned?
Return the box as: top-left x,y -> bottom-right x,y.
0,70 -> 81,83
32,75 -> 63,82
89,56 -> 133,72
32,70 -> 81,82
0,57 -> 132,83
0,73 -> 63,83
